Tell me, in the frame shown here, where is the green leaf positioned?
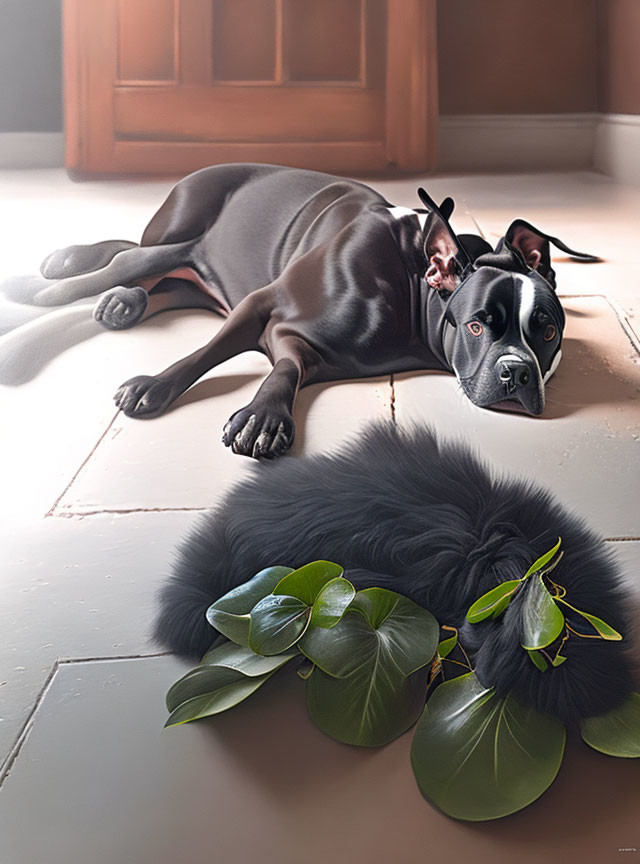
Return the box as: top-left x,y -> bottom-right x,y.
521,574 -> 565,650
308,576 -> 355,628
581,693 -> 640,758
165,669 -> 275,728
490,593 -> 514,619
302,588 -> 439,678
410,672 -> 566,821
205,566 -> 293,647
523,537 -> 562,580
527,650 -> 548,671
556,599 -> 623,641
306,665 -> 429,748
200,640 -> 298,675
167,649 -> 295,713
438,633 -> 458,659
301,588 -> 439,746
466,580 -> 522,624
273,561 -> 344,605
551,654 -> 567,667
249,594 -> 311,655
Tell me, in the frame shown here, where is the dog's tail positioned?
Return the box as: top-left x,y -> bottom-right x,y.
153,511 -> 251,658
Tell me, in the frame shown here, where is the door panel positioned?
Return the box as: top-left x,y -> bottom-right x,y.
212,0 -> 278,82
284,0 -> 363,83
118,0 -> 177,83
64,0 -> 437,175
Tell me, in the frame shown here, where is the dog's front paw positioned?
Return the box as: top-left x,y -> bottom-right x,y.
94,286 -> 148,330
222,405 -> 294,459
114,375 -> 175,418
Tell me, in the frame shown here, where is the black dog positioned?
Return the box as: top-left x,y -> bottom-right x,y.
33,164 -> 597,458
154,424 -> 634,725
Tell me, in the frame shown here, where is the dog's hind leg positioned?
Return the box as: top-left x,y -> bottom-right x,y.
93,278 -> 220,331
40,240 -> 138,280
114,287 -> 274,419
32,240 -> 194,306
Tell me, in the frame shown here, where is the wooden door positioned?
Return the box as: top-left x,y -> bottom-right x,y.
64,0 -> 437,176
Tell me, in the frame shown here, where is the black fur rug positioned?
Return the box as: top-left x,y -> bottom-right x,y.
154,423 -> 635,725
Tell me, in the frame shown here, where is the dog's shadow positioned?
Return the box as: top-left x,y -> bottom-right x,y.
169,373 -> 330,456
136,331 -> 638,433
2,277 -> 637,424
543,335 -> 639,420
168,373 -> 268,410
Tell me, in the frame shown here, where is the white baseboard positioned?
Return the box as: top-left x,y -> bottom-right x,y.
438,113 -> 598,172
0,132 -> 64,168
0,119 -> 638,184
594,114 -> 640,186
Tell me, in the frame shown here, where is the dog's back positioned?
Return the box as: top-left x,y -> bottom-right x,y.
141,163 -> 389,307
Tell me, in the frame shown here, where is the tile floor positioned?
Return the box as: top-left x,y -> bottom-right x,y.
0,169 -> 638,863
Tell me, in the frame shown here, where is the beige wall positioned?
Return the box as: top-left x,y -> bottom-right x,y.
598,0 -> 640,114
437,0 -> 598,114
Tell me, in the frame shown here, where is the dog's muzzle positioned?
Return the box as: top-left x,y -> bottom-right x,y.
496,355 -> 531,393
490,352 -> 545,415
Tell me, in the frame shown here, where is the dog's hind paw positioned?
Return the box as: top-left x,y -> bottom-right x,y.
114,375 -> 175,418
94,286 -> 148,330
222,405 -> 294,459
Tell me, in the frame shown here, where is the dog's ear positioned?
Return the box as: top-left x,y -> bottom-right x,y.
423,211 -> 464,297
438,196 -> 455,221
505,219 -> 601,285
418,188 -> 469,298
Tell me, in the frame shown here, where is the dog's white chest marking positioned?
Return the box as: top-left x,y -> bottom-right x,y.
387,206 -> 428,230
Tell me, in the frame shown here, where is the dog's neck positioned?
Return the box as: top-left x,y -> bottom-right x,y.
417,277 -> 456,370
387,206 -> 428,230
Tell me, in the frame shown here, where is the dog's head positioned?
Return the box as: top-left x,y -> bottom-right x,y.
418,189 -> 599,416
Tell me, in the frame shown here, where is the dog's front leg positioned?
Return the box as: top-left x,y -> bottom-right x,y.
222,332 -> 318,459
114,289 -> 271,419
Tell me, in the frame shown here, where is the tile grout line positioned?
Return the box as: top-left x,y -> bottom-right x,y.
0,660 -> 60,786
602,296 -> 640,355
50,506 -> 210,518
0,650 -> 174,786
45,409 -> 121,518
42,508 -> 640,542
604,537 -> 640,542
464,202 -> 487,241
56,651 -> 173,665
389,373 -> 396,424
552,293 -> 639,355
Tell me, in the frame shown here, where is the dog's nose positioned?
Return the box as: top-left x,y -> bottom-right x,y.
496,357 -> 531,393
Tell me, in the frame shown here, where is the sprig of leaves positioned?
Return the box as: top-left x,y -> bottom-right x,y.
465,537 -> 562,625
465,538 -> 623,671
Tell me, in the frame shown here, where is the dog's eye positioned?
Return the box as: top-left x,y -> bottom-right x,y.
544,324 -> 557,342
466,321 -> 483,337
